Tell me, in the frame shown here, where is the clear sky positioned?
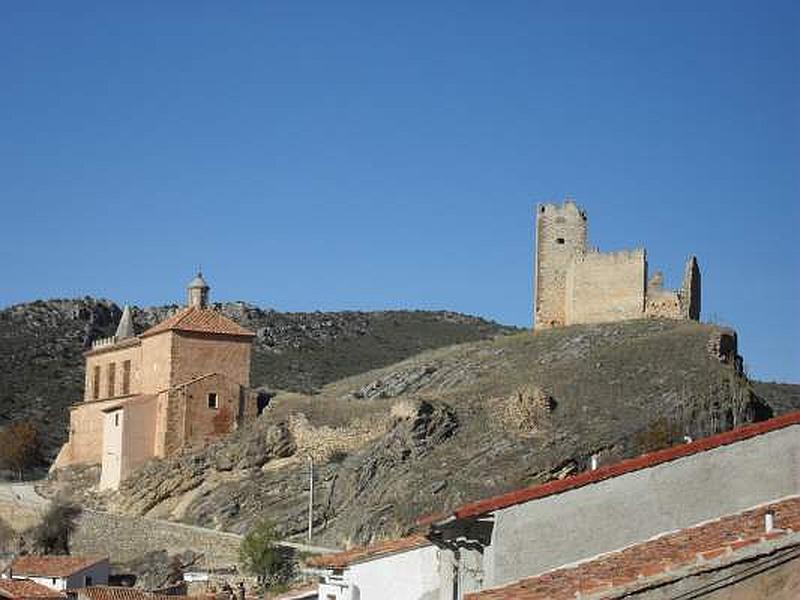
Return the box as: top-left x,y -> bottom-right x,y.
1,1 -> 797,382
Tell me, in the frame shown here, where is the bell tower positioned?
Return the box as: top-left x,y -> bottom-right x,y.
187,272 -> 210,308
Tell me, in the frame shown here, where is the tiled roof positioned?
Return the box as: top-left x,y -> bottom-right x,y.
307,534 -> 431,569
466,496 -> 800,599
140,307 -> 254,338
0,579 -> 65,600
428,411 -> 800,524
9,556 -> 107,578
76,586 -> 174,600
266,583 -> 318,599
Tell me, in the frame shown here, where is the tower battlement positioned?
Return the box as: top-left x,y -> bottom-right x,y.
533,200 -> 700,329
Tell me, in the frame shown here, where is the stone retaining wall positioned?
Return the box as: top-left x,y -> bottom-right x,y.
71,509 -> 242,567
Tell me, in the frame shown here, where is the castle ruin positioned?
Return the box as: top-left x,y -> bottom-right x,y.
534,200 -> 700,329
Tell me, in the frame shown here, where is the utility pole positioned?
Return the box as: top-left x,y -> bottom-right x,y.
307,455 -> 314,544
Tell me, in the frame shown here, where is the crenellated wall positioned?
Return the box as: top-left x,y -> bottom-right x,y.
534,201 -> 701,329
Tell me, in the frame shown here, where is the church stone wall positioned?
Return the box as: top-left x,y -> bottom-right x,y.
565,249 -> 646,325
170,332 -> 251,389
56,399 -> 119,467
83,341 -> 142,401
140,332 -> 175,393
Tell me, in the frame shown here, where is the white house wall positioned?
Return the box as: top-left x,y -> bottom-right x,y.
486,423 -> 800,587
319,545 -> 440,600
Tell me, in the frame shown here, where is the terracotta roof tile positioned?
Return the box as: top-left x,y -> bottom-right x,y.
0,580 -> 65,600
466,496 -> 800,599
307,534 -> 431,569
9,556 -> 107,578
265,583 -> 318,599
76,586 -> 174,600
425,410 -> 800,523
140,307 -> 254,339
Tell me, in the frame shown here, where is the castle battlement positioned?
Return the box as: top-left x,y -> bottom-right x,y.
534,200 -> 700,329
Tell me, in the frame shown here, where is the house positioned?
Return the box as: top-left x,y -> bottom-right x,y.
310,534 -> 439,600
5,556 -> 109,592
0,579 -> 65,600
53,273 -> 260,490
425,410 -> 800,598
466,496 -> 800,599
307,411 -> 800,599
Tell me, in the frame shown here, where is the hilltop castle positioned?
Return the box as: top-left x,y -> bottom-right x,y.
54,273 -> 259,490
534,201 -> 701,329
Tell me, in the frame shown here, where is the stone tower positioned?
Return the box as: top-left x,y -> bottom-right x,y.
187,272 -> 210,308
534,201 -> 588,329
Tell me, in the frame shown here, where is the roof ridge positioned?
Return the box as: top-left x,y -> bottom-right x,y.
425,410 -> 800,524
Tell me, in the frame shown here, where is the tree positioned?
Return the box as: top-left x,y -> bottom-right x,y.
28,501 -> 82,554
0,420 -> 42,480
239,519 -> 292,587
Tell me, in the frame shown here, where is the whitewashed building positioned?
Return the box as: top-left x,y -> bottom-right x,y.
5,556 -> 109,592
311,534 -> 439,600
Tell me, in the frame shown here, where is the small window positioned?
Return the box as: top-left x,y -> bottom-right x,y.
51,578 -> 57,586
556,238 -> 565,244
207,393 -> 218,409
114,413 -> 120,427
85,576 -> 93,586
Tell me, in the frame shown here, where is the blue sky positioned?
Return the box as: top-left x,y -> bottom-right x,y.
1,1 -> 797,382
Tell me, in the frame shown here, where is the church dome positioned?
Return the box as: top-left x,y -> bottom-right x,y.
187,272 -> 209,289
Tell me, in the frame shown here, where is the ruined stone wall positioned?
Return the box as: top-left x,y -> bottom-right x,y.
171,332 -> 251,389
682,256 -> 701,320
565,249 -> 646,325
534,202 -> 588,329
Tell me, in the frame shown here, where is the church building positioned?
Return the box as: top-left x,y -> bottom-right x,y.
54,273 -> 258,490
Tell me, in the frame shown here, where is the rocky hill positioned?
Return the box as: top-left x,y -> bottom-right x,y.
45,318 -> 795,548
0,298 -> 514,459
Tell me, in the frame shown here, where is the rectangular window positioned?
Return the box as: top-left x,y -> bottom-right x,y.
114,413 -> 120,427
207,392 -> 218,409
85,576 -> 92,586
122,360 -> 131,395
108,363 -> 116,398
93,365 -> 101,400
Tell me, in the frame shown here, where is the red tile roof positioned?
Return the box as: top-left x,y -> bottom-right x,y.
307,534 -> 431,569
140,307 -> 255,339
9,556 -> 107,578
265,583 -> 318,599
466,495 -> 800,599
0,580 -> 65,600
428,411 -> 800,524
76,586 -> 174,600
